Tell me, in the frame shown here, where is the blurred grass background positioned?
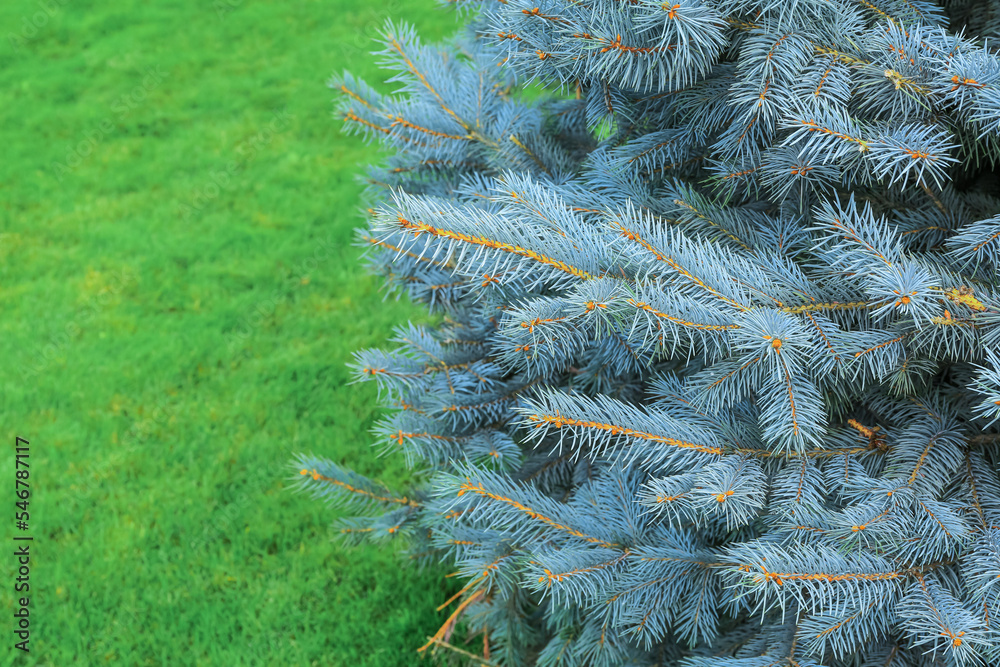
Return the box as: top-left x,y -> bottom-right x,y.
0,0 -> 463,664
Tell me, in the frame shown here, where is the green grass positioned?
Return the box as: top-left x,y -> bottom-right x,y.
0,1 -> 466,664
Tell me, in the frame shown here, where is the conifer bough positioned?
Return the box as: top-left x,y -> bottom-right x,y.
296,1 -> 1000,664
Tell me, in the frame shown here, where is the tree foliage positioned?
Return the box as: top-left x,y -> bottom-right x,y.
296,1 -> 1000,664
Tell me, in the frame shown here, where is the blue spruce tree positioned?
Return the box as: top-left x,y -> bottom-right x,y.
296,1 -> 1000,664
